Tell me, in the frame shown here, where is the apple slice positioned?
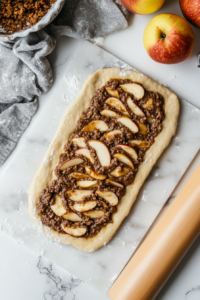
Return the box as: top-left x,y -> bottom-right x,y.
106,179 -> 124,188
61,224 -> 87,237
71,137 -> 87,148
100,109 -> 120,118
63,212 -> 82,222
99,200 -> 108,209
85,166 -> 107,180
137,122 -> 147,135
147,116 -> 153,124
117,117 -> 139,133
60,158 -> 83,171
77,180 -> 98,188
51,195 -> 67,217
105,97 -> 129,116
127,97 -> 145,117
84,210 -> 105,219
113,153 -> 134,168
130,140 -> 150,148
105,87 -> 119,98
75,148 -> 95,164
66,190 -> 92,201
106,130 -> 122,140
120,83 -> 145,100
117,144 -> 138,160
72,201 -> 97,212
82,120 -> 108,132
110,166 -> 130,177
88,140 -> 111,167
142,98 -> 154,109
96,191 -> 118,206
69,172 -> 89,179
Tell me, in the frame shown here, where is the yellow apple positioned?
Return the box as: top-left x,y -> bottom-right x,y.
121,0 -> 165,15
143,14 -> 194,64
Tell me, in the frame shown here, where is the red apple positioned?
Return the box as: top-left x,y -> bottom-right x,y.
180,0 -> 200,28
143,14 -> 194,64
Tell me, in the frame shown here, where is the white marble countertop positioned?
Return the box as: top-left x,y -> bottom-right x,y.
0,0 -> 200,299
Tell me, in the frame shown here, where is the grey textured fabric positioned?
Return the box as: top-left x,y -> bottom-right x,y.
0,30 -> 56,166
50,0 -> 129,39
0,0 -> 129,166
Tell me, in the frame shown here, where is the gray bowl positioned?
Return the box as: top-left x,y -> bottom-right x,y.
0,0 -> 65,41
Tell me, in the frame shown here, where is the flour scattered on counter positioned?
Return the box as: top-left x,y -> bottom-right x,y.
0,219 -> 14,237
62,74 -> 81,103
93,37 -> 105,46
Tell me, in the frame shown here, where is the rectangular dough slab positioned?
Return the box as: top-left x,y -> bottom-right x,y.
28,68 -> 180,252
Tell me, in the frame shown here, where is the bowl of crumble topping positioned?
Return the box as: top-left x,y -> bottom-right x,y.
0,0 -> 66,40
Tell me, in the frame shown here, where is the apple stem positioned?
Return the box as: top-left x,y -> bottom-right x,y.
161,33 -> 166,39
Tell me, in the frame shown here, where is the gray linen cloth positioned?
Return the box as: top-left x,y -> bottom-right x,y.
0,0 -> 129,166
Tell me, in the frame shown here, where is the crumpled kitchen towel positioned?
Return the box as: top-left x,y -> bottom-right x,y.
0,0 -> 129,166
0,30 -> 56,166
50,0 -> 129,39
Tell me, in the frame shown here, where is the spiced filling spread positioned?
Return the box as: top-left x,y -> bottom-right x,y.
37,79 -> 165,238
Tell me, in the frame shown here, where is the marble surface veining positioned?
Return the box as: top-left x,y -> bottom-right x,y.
0,229 -> 199,300
0,41 -> 200,295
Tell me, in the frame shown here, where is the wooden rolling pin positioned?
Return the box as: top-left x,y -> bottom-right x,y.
108,164 -> 200,300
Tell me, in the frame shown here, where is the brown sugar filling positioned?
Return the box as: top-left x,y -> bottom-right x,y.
0,0 -> 57,34
37,79 -> 165,238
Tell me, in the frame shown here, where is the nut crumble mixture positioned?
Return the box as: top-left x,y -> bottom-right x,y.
37,79 -> 165,238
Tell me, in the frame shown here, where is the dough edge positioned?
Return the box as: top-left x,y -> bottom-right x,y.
28,68 -> 180,252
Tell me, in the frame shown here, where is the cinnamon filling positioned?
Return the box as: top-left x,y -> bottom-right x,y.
37,79 -> 165,238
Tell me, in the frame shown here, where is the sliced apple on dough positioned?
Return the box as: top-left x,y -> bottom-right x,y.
96,191 -> 118,206
63,212 -> 82,222
105,87 -> 119,98
82,120 -> 108,132
130,140 -> 150,148
142,98 -> 154,109
117,117 -> 139,133
71,137 -> 87,148
99,200 -> 108,209
60,158 -> 83,171
117,144 -> 138,160
72,201 -> 97,212
113,153 -> 134,168
51,195 -> 67,216
127,97 -> 145,117
137,122 -> 147,135
120,83 -> 145,100
75,148 -> 95,164
77,180 -> 98,188
106,179 -> 124,188
66,190 -> 92,201
69,172 -> 89,179
85,166 -> 106,180
100,109 -> 120,118
105,97 -> 129,116
106,130 -> 122,140
84,210 -> 105,219
110,166 -> 130,177
61,224 -> 87,237
147,116 -> 153,124
88,140 -> 111,167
